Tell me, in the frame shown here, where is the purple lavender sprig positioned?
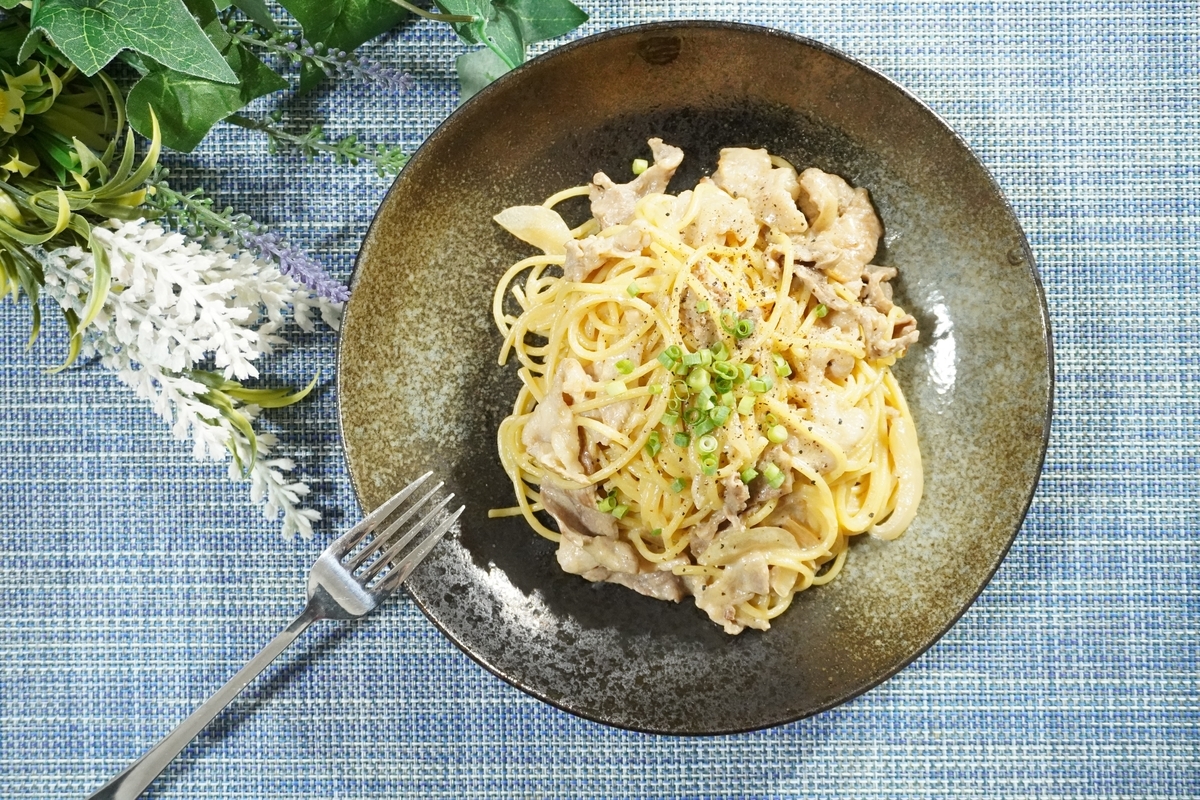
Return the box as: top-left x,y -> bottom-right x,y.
147,170 -> 350,303
229,25 -> 413,91
241,231 -> 349,302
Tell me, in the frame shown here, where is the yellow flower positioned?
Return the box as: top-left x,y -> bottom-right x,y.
0,86 -> 24,135
0,144 -> 38,178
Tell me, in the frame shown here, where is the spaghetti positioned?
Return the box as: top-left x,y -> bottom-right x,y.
490,140 -> 922,634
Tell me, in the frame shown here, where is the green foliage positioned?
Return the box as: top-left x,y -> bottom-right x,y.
277,0 -> 407,92
126,56 -> 286,152
227,113 -> 408,176
437,0 -> 585,70
0,0 -> 587,154
126,11 -> 287,151
230,0 -> 276,30
24,0 -> 237,83
0,27 -> 161,351
507,0 -> 588,44
456,45 -> 508,100
189,368 -> 319,472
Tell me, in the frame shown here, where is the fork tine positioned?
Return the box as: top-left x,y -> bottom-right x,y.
335,471 -> 433,553
377,504 -> 464,592
360,493 -> 455,583
344,482 -> 445,572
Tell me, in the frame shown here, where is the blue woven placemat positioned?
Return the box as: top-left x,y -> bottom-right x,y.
1,2 -> 1197,797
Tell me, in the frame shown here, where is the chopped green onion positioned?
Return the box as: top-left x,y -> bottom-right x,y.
666,397 -> 682,413
695,393 -> 715,413
657,351 -> 676,368
696,300 -> 710,312
739,363 -> 754,382
671,380 -> 689,399
649,383 -> 663,394
616,358 -> 635,374
763,463 -> 785,489
740,467 -> 759,483
627,281 -> 640,297
692,418 -> 716,437
737,395 -> 756,415
748,377 -> 771,394
711,405 -> 731,425
660,411 -> 679,427
713,378 -> 733,394
686,367 -> 710,391
720,310 -> 738,335
631,158 -> 648,175
711,341 -> 729,361
665,345 -> 683,361
682,352 -> 702,367
597,495 -> 616,513
815,303 -> 828,318
674,432 -> 691,447
645,430 -> 662,457
674,362 -> 690,375
734,319 -> 755,339
773,354 -> 792,377
767,424 -> 788,444
700,454 -> 719,476
712,361 -> 738,381
683,407 -> 703,425
697,435 -> 718,454
670,477 -> 687,493
612,504 -> 629,519
699,348 -> 713,367
606,380 -> 627,396
649,528 -> 662,537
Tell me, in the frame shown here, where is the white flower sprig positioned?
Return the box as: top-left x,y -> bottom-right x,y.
40,218 -> 342,538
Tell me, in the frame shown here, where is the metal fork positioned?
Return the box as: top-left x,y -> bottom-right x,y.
86,472 -> 464,800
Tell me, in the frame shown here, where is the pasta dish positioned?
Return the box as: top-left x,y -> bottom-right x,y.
490,140 -> 922,634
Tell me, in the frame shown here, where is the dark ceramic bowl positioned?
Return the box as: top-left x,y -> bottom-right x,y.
338,22 -> 1052,734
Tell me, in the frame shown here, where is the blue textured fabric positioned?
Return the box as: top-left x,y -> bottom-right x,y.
2,1 -> 1197,797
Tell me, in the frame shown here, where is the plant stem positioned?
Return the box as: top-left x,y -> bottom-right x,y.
387,0 -> 475,23
224,114 -> 408,176
151,182 -> 244,238
227,27 -> 411,89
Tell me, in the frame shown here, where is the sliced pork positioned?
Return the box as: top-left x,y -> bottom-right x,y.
521,358 -> 595,483
589,138 -> 684,228
713,147 -> 809,235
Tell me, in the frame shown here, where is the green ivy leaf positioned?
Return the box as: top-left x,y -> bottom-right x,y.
456,46 -> 510,101
501,0 -> 586,44
24,0 -> 238,83
440,0 -> 585,96
479,5 -> 523,68
437,0 -> 520,68
277,0 -> 407,92
439,0 -> 584,73
0,0 -> 23,9
124,1 -> 285,151
126,25 -> 286,151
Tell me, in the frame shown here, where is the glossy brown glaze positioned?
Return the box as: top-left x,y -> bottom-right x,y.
338,22 -> 1053,734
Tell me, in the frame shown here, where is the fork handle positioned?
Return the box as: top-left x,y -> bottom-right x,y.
86,603 -> 322,800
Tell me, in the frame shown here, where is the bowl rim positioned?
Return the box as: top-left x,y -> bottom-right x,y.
337,19 -> 1056,734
